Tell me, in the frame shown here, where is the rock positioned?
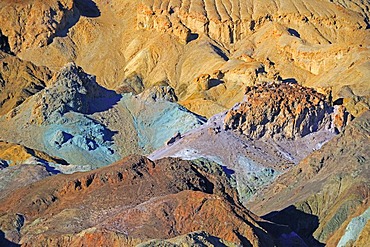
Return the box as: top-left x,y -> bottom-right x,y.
247,111 -> 370,245
223,83 -> 349,140
0,0 -> 77,53
336,207 -> 370,247
166,132 -> 182,146
52,130 -> 73,148
0,141 -> 67,167
0,30 -> 11,54
0,0 -> 366,118
139,85 -> 178,102
0,155 -> 277,246
0,164 -> 51,200
0,51 -> 52,116
29,62 -> 120,125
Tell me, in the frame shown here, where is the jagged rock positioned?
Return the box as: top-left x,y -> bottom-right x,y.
30,62 -> 119,125
0,155 -> 279,246
0,51 -> 52,116
223,83 -> 350,140
139,85 -> 178,102
0,0 -> 77,53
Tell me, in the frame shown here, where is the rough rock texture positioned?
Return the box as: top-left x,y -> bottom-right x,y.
247,111 -> 370,245
0,0 -> 366,118
138,0 -> 368,45
0,64 -> 204,170
0,141 -> 67,167
0,51 -> 52,116
0,155 -> 281,246
137,231 -> 239,247
0,0 -> 76,53
223,83 -> 350,140
0,164 -> 51,200
150,83 -> 345,203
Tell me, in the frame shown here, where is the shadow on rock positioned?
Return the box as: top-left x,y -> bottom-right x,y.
261,205 -> 325,247
0,231 -> 19,247
75,0 -> 101,18
53,0 -> 100,40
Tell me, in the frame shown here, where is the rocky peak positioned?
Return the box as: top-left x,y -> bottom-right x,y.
30,63 -> 120,124
223,83 -> 350,140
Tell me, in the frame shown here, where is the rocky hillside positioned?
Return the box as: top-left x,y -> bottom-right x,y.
150,82 -> 349,203
247,111 -> 370,246
0,0 -> 368,117
0,63 -> 205,171
0,0 -> 368,246
0,155 -> 300,246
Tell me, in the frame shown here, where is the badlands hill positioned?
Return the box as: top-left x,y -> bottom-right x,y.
0,0 -> 369,246
0,0 -> 369,117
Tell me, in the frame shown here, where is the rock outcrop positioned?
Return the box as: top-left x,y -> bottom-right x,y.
0,141 -> 67,167
0,0 -> 77,53
137,0 -> 368,46
248,111 -> 370,245
0,155 -> 280,246
0,64 -> 205,170
150,83 -> 346,204
0,51 -> 52,116
223,83 -> 350,140
29,62 -> 119,125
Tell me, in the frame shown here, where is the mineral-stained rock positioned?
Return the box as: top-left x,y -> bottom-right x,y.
0,164 -> 51,200
150,83 -> 347,204
0,155 -> 278,246
0,141 -> 67,167
0,63 -> 205,169
29,62 -> 119,125
223,82 -> 350,140
247,110 -> 370,245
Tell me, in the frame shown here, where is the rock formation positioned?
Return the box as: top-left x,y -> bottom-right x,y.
150,83 -> 347,204
223,82 -> 350,139
0,0 -> 76,53
0,51 -> 52,116
0,0 -> 368,246
0,155 -> 290,246
247,111 -> 370,245
0,64 -> 205,170
0,0 -> 367,117
0,141 -> 67,168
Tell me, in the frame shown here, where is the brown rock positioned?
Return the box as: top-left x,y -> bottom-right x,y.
0,51 -> 52,116
223,83 -> 340,140
0,155 -> 276,246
